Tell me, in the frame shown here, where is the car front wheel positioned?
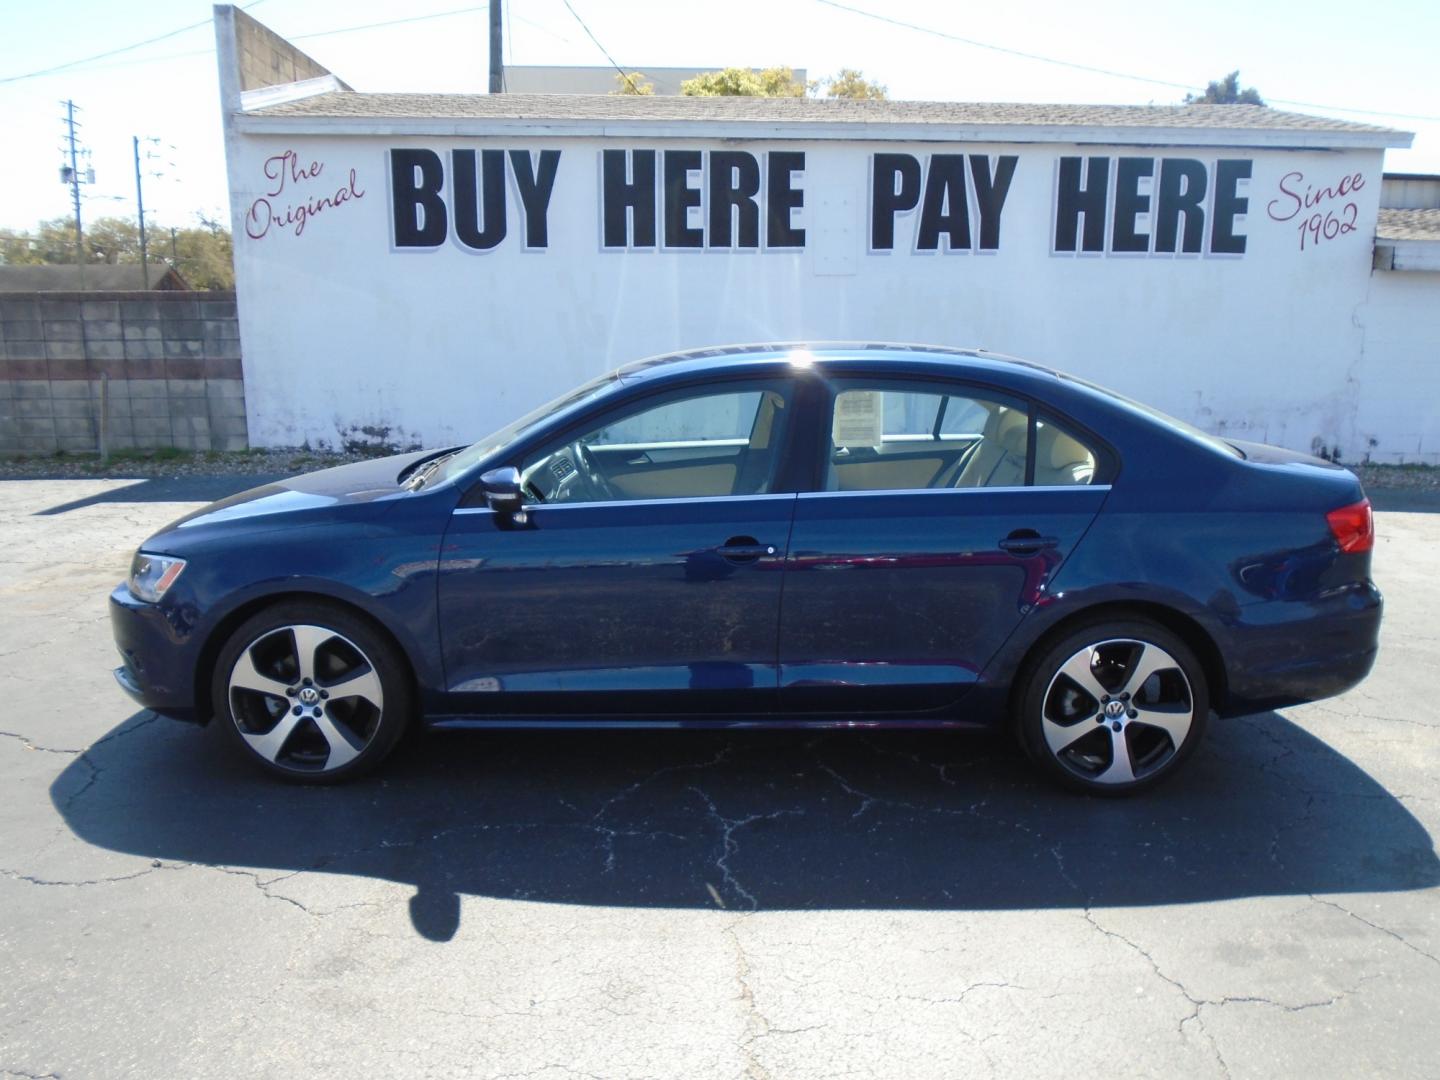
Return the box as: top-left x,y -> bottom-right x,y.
1017,618 -> 1208,795
212,601 -> 412,783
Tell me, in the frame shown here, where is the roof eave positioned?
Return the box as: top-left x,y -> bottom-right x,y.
231,113 -> 1411,150
1374,238 -> 1440,271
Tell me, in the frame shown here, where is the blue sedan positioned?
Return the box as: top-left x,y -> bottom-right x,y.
110,344 -> 1381,794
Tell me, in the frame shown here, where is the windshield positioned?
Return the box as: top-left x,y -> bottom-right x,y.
431,369 -> 623,484
1059,371 -> 1244,459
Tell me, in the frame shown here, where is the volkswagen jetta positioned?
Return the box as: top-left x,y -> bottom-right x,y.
110,344 -> 1382,794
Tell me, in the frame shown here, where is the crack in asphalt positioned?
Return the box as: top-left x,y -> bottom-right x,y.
589,746 -> 734,824
0,859 -> 360,921
204,865 -> 316,915
1082,906 -> 1382,1079
0,730 -> 83,755
2,711 -> 164,813
895,981 -> 1027,1007
88,712 -> 160,749
1310,894 -> 1440,967
12,712 -> 163,813
726,915 -> 774,1080
0,863 -> 174,888
722,914 -> 843,1077
59,757 -> 102,811
689,787 -> 803,911
1309,698 -> 1440,730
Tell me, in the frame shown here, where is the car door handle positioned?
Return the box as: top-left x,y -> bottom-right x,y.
999,530 -> 1059,554
717,536 -> 777,562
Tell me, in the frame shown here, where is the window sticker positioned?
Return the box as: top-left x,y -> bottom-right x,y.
833,390 -> 885,448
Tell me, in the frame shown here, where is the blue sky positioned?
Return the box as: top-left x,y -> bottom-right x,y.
1,0 -> 1436,234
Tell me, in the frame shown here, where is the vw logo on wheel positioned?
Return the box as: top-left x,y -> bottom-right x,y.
298,686 -> 320,706
1104,699 -> 1127,719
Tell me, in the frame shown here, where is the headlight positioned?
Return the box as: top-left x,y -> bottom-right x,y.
128,552 -> 187,603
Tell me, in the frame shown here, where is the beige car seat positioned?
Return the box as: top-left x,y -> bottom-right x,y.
1033,421 -> 1096,486
953,406 -> 1029,488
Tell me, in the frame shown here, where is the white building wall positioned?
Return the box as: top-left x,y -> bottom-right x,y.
228,131 -> 1404,458
1355,270 -> 1440,464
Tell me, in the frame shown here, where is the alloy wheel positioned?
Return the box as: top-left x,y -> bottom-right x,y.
227,624 -> 385,773
1039,637 -> 1195,786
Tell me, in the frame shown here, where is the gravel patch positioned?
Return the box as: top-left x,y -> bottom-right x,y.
0,448 -> 375,480
1354,463 -> 1440,491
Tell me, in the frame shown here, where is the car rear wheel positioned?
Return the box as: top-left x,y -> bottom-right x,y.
1017,618 -> 1208,795
212,602 -> 411,783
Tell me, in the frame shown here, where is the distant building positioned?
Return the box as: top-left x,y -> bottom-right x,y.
1375,173 -> 1440,271
504,66 -> 807,96
0,264 -> 190,292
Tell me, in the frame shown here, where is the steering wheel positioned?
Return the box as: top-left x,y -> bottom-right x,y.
571,440 -> 619,501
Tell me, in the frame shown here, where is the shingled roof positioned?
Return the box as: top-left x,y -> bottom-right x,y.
237,93 -> 1410,149
246,93 -> 1387,131
0,263 -> 190,293
1377,208 -> 1440,243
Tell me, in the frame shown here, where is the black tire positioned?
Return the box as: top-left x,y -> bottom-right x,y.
211,600 -> 413,783
1015,617 -> 1209,796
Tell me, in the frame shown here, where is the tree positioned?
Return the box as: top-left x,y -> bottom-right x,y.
1186,71 -> 1264,106
169,216 -> 235,290
681,66 -> 809,98
822,68 -> 887,101
677,65 -> 886,100
84,217 -> 142,264
0,214 -> 235,289
0,217 -> 81,265
611,71 -> 655,95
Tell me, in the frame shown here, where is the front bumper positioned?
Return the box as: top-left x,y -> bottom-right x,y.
109,584 -> 203,723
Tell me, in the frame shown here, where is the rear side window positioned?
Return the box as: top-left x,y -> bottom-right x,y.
827,385 -> 1029,491
824,381 -> 1106,492
1033,416 -> 1098,486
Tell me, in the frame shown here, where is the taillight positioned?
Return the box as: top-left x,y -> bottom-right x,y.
1326,498 -> 1374,554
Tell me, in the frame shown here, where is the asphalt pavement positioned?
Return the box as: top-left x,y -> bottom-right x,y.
1,476 -> 1436,1079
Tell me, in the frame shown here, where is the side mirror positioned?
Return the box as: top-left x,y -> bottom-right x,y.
479,466 -> 526,520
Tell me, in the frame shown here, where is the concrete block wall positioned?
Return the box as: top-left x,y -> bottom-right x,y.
234,9 -> 338,92
0,292 -> 248,455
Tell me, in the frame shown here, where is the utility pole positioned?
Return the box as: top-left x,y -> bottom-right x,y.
62,100 -> 84,279
489,0 -> 503,93
133,136 -> 150,285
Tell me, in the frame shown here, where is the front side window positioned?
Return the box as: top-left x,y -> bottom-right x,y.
521,382 -> 791,504
824,382 -> 1101,492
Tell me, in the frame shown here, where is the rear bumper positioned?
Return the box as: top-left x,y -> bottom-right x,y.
109,584 -> 203,723
1219,580 -> 1383,715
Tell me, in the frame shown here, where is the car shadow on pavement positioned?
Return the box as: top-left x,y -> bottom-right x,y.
51,710 -> 1438,941
31,475 -> 289,516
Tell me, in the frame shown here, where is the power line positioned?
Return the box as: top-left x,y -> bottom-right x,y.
292,5 -> 486,43
1261,97 -> 1440,125
560,0 -> 640,94
0,0 -> 269,85
0,4 -> 506,84
812,0 -> 1440,125
504,0 -> 514,91
813,0 -> 1196,94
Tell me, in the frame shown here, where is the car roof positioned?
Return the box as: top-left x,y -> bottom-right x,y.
615,342 -> 1063,387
